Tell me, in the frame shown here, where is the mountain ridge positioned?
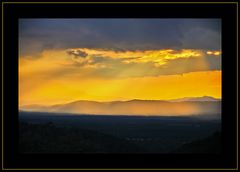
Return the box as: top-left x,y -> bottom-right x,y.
21,96 -> 221,108
169,96 -> 220,102
20,96 -> 221,118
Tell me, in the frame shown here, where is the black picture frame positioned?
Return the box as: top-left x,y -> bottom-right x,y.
2,1 -> 238,170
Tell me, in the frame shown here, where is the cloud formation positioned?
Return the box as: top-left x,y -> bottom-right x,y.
67,49 -> 88,58
63,48 -> 221,78
20,48 -> 221,80
19,19 -> 221,56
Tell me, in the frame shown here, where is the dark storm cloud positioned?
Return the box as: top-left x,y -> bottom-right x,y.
19,19 -> 221,56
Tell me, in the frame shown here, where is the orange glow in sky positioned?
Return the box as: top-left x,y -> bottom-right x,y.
19,48 -> 221,106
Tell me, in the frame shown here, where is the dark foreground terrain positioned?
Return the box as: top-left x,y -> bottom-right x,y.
19,111 -> 221,154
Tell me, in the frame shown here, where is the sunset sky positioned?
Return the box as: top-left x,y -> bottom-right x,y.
19,19 -> 221,106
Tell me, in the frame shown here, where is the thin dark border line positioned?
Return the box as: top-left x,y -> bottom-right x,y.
2,1 -> 4,171
1,1 -> 239,4
236,1 -> 239,170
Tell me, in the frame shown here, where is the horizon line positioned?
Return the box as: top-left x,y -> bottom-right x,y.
20,96 -> 222,107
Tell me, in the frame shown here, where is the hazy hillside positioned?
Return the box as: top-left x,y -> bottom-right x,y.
20,97 -> 221,118
173,131 -> 221,153
19,122 -> 143,153
19,113 -> 221,154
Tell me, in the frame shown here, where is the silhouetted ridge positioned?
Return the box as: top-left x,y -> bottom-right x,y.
173,131 -> 221,153
19,122 -> 143,153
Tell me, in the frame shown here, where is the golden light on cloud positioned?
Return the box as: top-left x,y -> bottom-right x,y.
207,51 -> 213,55
19,48 -> 221,107
206,51 -> 221,55
66,48 -> 205,66
213,51 -> 221,55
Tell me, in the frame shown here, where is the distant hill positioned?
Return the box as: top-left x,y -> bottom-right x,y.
169,96 -> 221,102
173,131 -> 221,153
20,97 -> 221,118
